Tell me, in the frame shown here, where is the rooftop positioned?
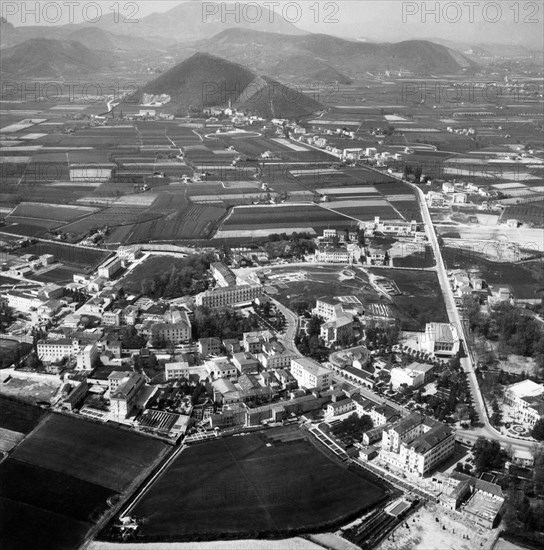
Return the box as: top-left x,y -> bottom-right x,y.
292,357 -> 330,377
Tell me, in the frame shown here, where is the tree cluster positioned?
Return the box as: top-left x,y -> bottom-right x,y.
192,306 -> 259,340
139,254 -> 214,299
468,302 -> 544,372
331,413 -> 373,444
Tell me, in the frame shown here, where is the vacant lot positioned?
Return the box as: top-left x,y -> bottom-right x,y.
131,431 -> 386,540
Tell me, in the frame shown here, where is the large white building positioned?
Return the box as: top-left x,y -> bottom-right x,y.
390,363 -> 434,390
290,357 -> 331,391
98,256 -> 122,279
165,361 -> 191,381
195,284 -> 262,308
381,413 -> 455,478
110,372 -> 146,421
504,380 -> 544,426
421,323 -> 460,357
314,245 -> 352,264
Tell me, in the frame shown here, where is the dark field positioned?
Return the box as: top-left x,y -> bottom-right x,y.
12,242 -> 110,269
0,459 -> 113,523
0,497 -> 90,550
11,414 -> 169,492
0,395 -> 46,434
131,432 -> 386,539
1,413 -> 170,550
222,204 -> 358,232
29,265 -> 81,284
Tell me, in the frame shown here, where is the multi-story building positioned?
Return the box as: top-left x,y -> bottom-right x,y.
421,323 -> 460,357
504,380 -> 544,426
117,245 -> 142,262
97,256 -> 122,279
76,343 -> 99,371
259,341 -> 298,370
314,244 -> 352,264
381,413 -> 455,477
205,358 -> 238,380
109,373 -> 146,421
390,362 -> 434,390
102,309 -> 122,326
195,284 -> 262,308
151,320 -> 191,345
210,262 -> 237,287
243,330 -> 273,354
37,338 -> 85,363
312,297 -> 345,321
325,397 -> 355,417
5,289 -> 46,313
165,361 -> 191,381
198,337 -> 222,357
232,352 -> 261,375
290,357 -> 331,391
320,314 -> 354,346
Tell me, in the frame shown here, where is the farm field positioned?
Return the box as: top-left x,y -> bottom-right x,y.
0,395 -> 46,434
11,413 -> 169,492
219,204 -> 359,234
129,430 -> 387,540
6,202 -> 97,223
11,242 -> 110,269
1,413 -> 170,550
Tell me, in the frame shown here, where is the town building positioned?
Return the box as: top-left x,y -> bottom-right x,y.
109,373 -> 146,421
210,262 -> 237,287
165,361 -> 191,381
151,315 -> 191,346
259,341 -> 298,370
320,314 -> 354,346
198,337 -> 222,356
325,396 -> 355,417
290,357 -> 331,391
421,323 -> 460,357
75,343 -> 99,370
313,297 -> 346,321
504,380 -> 544,426
195,284 -> 263,308
97,256 -> 122,279
381,413 -> 455,477
232,351 -> 261,375
314,244 -> 352,263
390,362 -> 434,390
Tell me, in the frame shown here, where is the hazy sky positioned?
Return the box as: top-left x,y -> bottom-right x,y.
4,1 -> 543,48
